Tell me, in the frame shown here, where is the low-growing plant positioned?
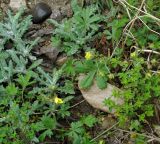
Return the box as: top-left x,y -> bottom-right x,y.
49,0 -> 103,56
1,0 -> 160,143
67,115 -> 97,143
104,54 -> 160,131
0,8 -> 40,83
75,51 -> 110,90
0,8 -> 99,144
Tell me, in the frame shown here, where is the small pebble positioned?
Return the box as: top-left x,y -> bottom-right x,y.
32,2 -> 52,24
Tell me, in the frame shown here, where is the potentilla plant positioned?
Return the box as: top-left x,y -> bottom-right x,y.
72,51 -> 111,90
49,0 -> 103,56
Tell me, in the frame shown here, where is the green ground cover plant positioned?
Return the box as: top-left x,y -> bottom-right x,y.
0,8 -> 98,144
0,0 -> 160,143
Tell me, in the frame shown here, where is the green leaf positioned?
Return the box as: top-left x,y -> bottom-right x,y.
31,122 -> 45,132
81,115 -> 97,127
96,75 -> 107,89
63,59 -> 76,76
51,36 -> 61,47
67,121 -> 85,139
59,103 -> 71,118
17,71 -> 35,88
75,61 -> 89,73
79,71 -> 96,89
39,129 -> 53,142
71,0 -> 81,14
6,83 -> 18,96
130,120 -> 141,131
41,116 -> 57,130
59,80 -> 75,94
28,59 -> 42,70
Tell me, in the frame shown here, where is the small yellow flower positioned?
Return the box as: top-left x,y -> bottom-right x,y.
54,96 -> 63,104
85,51 -> 93,60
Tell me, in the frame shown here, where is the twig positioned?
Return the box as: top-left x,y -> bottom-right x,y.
138,49 -> 160,55
151,70 -> 160,74
147,52 -> 151,69
69,99 -> 85,109
110,35 -> 123,58
111,0 -> 144,58
121,0 -> 160,22
138,17 -> 160,36
120,1 -> 132,19
90,122 -> 119,142
123,0 -> 146,45
131,46 -> 160,55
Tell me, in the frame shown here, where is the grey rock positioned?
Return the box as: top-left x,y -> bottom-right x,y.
78,75 -> 124,113
50,8 -> 62,21
56,54 -> 68,66
39,44 -> 59,62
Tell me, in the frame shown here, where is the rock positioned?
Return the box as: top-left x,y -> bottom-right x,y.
56,54 -> 67,66
9,0 -> 26,11
78,75 -> 124,113
39,44 -> 59,62
30,28 -> 53,38
32,2 -> 52,24
50,8 -> 63,21
34,0 -> 72,20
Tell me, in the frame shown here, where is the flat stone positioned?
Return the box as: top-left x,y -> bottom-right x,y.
78,75 -> 124,113
32,2 -> 52,24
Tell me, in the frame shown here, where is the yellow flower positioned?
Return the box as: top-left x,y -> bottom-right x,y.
85,51 -> 93,60
54,96 -> 63,104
